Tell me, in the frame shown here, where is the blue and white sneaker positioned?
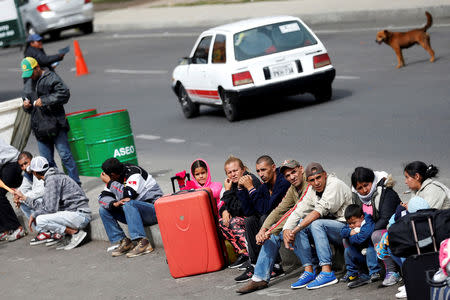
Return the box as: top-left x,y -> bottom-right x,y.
306,271 -> 338,290
291,271 -> 315,289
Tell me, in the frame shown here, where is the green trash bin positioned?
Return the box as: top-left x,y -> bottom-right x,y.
66,109 -> 97,176
82,109 -> 138,175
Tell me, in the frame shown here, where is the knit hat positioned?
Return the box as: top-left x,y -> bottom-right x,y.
21,57 -> 38,78
407,196 -> 430,213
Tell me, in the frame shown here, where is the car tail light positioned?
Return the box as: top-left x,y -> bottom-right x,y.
313,53 -> 331,69
84,0 -> 91,3
232,71 -> 253,86
36,4 -> 50,12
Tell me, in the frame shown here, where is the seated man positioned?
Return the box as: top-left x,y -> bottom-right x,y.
13,152 -> 48,245
283,162 -> 352,290
235,155 -> 290,282
237,159 -> 316,294
27,156 -> 91,250
98,158 -> 163,258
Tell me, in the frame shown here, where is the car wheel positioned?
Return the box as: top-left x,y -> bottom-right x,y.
313,84 -> 332,102
49,30 -> 61,40
80,21 -> 94,35
221,90 -> 239,122
178,84 -> 199,119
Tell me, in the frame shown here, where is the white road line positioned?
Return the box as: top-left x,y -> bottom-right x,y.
136,134 -> 161,140
165,138 -> 185,143
336,75 -> 360,80
104,69 -> 168,75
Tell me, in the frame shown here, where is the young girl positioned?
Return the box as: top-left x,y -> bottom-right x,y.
404,161 -> 450,209
178,159 -> 224,211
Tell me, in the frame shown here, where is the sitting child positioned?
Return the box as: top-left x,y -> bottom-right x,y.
340,204 -> 381,288
176,159 -> 224,211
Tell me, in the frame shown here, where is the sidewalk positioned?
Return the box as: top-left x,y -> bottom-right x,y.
94,0 -> 450,31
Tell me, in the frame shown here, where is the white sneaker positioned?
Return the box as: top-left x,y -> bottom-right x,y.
396,287 -> 407,299
398,285 -> 406,292
63,229 -> 87,250
7,227 -> 27,242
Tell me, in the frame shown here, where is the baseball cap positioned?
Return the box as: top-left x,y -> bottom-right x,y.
26,34 -> 43,42
280,159 -> 301,173
21,57 -> 38,78
27,156 -> 49,173
305,162 -> 325,178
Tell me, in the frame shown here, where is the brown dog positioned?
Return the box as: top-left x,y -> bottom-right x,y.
376,11 -> 435,68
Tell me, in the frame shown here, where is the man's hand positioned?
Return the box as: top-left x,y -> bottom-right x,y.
28,216 -> 36,232
222,210 -> 231,227
33,98 -> 42,107
23,99 -> 32,109
224,178 -> 232,191
283,229 -> 296,250
256,227 -> 269,245
112,198 -> 131,207
238,175 -> 254,190
100,172 -> 111,184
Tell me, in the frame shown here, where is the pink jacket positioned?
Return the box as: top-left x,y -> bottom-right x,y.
182,158 -> 224,211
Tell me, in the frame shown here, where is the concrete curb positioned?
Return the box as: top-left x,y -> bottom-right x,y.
94,6 -> 450,32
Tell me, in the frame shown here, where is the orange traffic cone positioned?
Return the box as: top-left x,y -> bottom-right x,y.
74,40 -> 89,76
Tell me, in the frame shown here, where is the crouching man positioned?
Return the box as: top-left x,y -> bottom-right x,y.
98,158 -> 163,258
28,156 -> 91,250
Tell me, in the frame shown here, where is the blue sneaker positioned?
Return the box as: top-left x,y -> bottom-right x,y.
306,271 -> 338,290
291,271 -> 315,289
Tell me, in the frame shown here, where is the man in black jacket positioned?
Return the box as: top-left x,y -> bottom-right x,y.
21,57 -> 80,185
24,34 -> 64,72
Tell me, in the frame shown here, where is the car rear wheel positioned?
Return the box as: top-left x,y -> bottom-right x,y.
49,30 -> 61,40
178,84 -> 199,119
80,21 -> 94,35
26,24 -> 36,36
313,84 -> 332,102
221,91 -> 239,122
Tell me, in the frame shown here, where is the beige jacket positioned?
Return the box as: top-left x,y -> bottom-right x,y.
414,178 -> 450,210
283,173 -> 352,230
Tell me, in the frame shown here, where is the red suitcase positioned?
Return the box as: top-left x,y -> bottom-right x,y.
155,187 -> 225,278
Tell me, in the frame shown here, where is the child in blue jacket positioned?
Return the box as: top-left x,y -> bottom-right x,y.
340,204 -> 381,288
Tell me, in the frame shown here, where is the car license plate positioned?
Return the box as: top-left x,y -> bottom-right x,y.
269,63 -> 294,78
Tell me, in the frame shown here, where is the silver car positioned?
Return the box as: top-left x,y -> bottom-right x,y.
18,0 -> 94,39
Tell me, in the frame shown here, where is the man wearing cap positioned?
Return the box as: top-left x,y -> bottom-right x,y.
24,34 -> 64,72
234,155 -> 291,282
237,159 -> 316,294
282,162 -> 352,290
27,156 -> 91,250
21,57 -> 81,186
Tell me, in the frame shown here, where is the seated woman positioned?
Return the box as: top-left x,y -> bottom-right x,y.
177,158 -> 223,211
349,167 -> 401,286
404,161 -> 450,209
219,156 -> 261,269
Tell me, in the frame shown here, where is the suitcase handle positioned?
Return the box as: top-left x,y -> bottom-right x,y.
425,269 -> 450,287
170,173 -> 191,193
410,217 -> 438,255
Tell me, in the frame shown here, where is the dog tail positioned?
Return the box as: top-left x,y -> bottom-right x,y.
423,11 -> 433,31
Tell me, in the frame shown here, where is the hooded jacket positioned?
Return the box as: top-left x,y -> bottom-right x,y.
18,173 -> 45,209
352,173 -> 401,230
240,167 -> 291,216
24,45 -> 61,71
32,167 -> 90,218
414,178 -> 450,210
0,138 -> 19,165
183,158 -> 223,210
219,170 -> 261,217
23,70 -> 70,141
340,213 -> 375,248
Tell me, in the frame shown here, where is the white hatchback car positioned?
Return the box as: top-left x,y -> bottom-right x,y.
171,16 -> 336,122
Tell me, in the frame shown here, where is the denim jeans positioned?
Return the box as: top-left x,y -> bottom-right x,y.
20,203 -> 35,219
253,233 -> 283,282
35,211 -> 91,235
99,200 -> 158,243
344,244 -> 381,276
37,130 -> 81,185
295,219 -> 345,267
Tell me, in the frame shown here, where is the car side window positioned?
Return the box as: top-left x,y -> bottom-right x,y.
212,34 -> 226,64
192,36 -> 212,64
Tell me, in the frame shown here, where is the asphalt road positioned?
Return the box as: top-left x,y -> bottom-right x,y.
1,22 -> 449,299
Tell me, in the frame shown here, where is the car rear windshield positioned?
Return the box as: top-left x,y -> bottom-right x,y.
233,21 -> 317,61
